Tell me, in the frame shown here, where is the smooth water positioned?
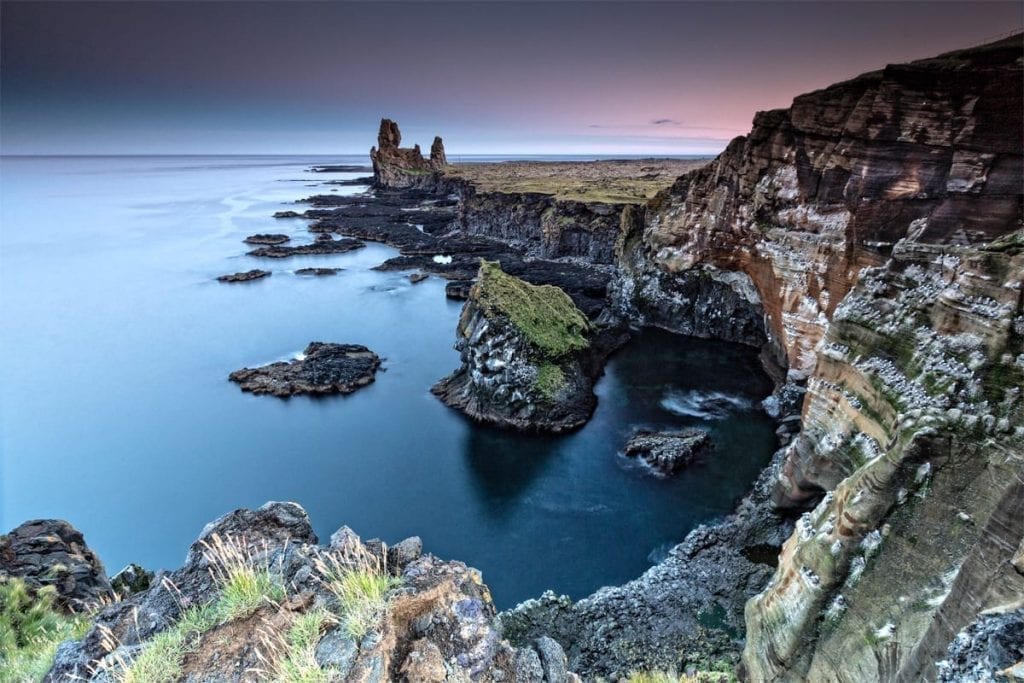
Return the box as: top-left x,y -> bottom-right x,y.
0,155 -> 777,608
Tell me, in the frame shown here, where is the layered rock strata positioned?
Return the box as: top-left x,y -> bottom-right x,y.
504,35 -> 1023,681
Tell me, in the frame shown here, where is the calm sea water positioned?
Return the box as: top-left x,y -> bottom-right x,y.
0,155 -> 776,608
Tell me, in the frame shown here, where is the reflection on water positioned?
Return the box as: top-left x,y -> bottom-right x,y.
0,155 -> 778,608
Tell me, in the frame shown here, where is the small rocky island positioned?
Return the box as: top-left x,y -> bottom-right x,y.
243,233 -> 290,245
216,269 -> 270,283
433,260 -> 613,432
623,429 -> 711,476
229,342 -> 381,397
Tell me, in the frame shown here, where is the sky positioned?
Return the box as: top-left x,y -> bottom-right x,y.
1,1 -> 1020,155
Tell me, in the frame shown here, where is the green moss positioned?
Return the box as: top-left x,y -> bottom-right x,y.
534,363 -> 566,400
475,260 -> 589,359
0,578 -> 90,683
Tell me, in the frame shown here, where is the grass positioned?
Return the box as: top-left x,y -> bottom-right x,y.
0,578 -> 91,683
314,552 -> 402,640
534,362 -> 566,400
261,608 -> 336,683
102,534 -> 285,683
442,158 -> 708,204
475,260 -> 589,359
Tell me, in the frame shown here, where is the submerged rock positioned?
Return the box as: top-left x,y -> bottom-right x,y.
229,342 -> 381,397
215,269 -> 271,283
623,429 -> 711,475
433,260 -> 623,432
243,233 -> 290,245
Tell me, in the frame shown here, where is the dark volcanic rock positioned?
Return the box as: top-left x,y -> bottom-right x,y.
0,519 -> 113,611
110,563 -> 153,597
243,233 -> 290,245
273,210 -> 303,218
446,280 -> 474,300
44,502 -> 578,682
294,267 -> 341,276
623,429 -> 712,475
229,342 -> 381,397
310,164 -> 372,173
217,269 -> 271,283
323,176 -> 375,186
409,272 -> 429,284
938,608 -> 1024,682
247,236 -> 364,258
432,261 -> 626,432
370,119 -> 448,190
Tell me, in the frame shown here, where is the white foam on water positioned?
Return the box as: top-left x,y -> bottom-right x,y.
432,254 -> 453,264
660,390 -> 753,419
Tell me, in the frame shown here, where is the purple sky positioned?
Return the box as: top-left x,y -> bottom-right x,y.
1,1 -> 1020,155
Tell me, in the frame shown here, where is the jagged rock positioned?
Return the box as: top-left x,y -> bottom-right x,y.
110,564 -> 153,597
446,279 -> 474,300
0,519 -> 113,611
243,233 -> 290,245
938,608 -> 1024,682
44,502 -> 580,681
216,269 -> 270,283
294,267 -> 341,276
247,236 -> 364,258
432,261 -> 623,432
430,136 -> 448,167
623,429 -> 711,475
370,118 -> 447,190
229,342 -> 381,397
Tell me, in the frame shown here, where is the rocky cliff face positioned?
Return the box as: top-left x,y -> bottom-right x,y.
455,188 -> 640,265
605,35 -> 1024,681
370,118 -> 448,190
432,260 -> 621,432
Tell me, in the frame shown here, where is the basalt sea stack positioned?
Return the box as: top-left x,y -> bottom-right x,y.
432,260 -> 600,432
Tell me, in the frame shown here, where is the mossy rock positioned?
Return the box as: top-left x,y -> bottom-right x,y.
474,260 -> 589,359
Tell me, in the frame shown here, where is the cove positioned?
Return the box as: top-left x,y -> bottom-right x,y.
0,155 -> 778,609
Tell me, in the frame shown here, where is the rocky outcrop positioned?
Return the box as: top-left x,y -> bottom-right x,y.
1,520 -> 113,611
432,260 -> 622,432
602,33 -> 1024,683
217,269 -> 271,283
622,429 -> 712,476
623,35 -> 1022,378
243,233 -> 290,245
938,607 -> 1024,682
742,236 -> 1024,682
229,342 -> 381,397
455,188 -> 641,264
295,267 -> 341,276
43,502 -> 579,682
370,118 -> 448,190
247,234 -> 364,258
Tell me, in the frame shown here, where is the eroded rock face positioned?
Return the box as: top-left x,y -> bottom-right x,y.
432,261 -> 622,432
43,502 -> 578,682
370,118 -> 448,190
625,35 -> 1022,378
0,520 -> 113,611
229,342 -> 381,397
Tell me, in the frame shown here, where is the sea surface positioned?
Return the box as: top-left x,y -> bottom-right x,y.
0,155 -> 777,608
